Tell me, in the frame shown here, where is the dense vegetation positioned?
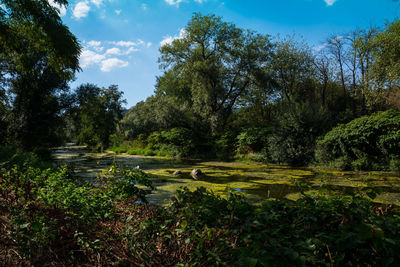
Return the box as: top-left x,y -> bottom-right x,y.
1,1 -> 400,265
114,14 -> 400,170
317,109 -> 400,170
1,165 -> 399,266
1,2 -> 399,169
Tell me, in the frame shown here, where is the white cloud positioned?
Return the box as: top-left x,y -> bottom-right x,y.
111,41 -> 136,47
90,0 -> 103,7
115,9 -> 121,15
324,0 -> 337,6
80,39 -> 150,71
88,40 -> 101,47
105,47 -> 122,55
110,40 -> 145,47
100,58 -> 129,72
165,0 -> 184,7
73,1 -> 90,19
314,42 -> 328,52
87,40 -> 104,52
165,0 -> 205,7
141,3 -> 148,10
48,0 -> 67,16
160,29 -> 186,46
125,47 -> 139,54
80,50 -> 105,68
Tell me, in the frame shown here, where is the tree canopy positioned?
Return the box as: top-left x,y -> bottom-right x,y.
157,13 -> 272,135
0,0 -> 81,149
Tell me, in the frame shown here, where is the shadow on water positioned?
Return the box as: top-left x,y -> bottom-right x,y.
53,145 -> 400,206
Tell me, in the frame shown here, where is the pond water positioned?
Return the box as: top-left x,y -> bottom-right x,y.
52,145 -> 400,206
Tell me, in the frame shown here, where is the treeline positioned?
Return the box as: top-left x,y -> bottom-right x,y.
114,14 -> 400,170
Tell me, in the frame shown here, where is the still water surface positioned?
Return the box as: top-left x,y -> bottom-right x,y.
53,145 -> 400,205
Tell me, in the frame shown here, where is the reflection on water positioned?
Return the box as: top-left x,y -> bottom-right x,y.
52,145 -> 400,206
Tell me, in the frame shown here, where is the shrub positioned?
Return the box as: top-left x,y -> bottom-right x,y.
236,127 -> 270,154
126,187 -> 400,266
268,103 -> 328,165
316,109 -> 400,170
0,164 -> 153,264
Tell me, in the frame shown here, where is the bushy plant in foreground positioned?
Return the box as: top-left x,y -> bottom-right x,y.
0,164 -> 153,265
1,163 -> 399,266
316,109 -> 400,170
126,187 -> 400,266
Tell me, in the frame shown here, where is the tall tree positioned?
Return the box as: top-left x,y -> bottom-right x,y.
0,0 -> 81,149
269,37 -> 315,103
157,13 -> 272,135
70,84 -> 126,150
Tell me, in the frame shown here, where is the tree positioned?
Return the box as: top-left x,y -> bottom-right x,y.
0,0 -> 80,149
70,84 -> 126,150
269,37 -> 316,103
118,95 -> 189,140
157,13 -> 272,135
370,20 -> 400,87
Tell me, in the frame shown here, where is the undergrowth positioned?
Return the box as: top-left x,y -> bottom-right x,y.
0,163 -> 399,266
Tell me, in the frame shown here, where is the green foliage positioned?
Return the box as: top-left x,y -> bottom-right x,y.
156,13 -> 272,135
112,127 -> 197,158
236,127 -> 270,154
316,109 -> 400,170
371,20 -> 400,86
0,146 -> 53,169
126,187 -> 400,266
214,130 -> 238,159
147,127 -> 195,157
0,163 -> 153,264
100,165 -> 154,202
69,83 -> 126,150
0,0 -> 81,150
268,103 -> 328,165
118,95 -> 189,140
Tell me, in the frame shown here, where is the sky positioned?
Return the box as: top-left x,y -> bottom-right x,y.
51,0 -> 400,108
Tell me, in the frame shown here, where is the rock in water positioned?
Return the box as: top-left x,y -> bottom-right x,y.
173,170 -> 182,176
191,169 -> 202,179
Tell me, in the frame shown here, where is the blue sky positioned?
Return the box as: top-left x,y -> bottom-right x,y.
50,0 -> 400,107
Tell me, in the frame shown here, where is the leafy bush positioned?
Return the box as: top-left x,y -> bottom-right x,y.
125,187 -> 400,266
113,128 -> 196,158
236,127 -> 270,154
148,127 -> 195,157
214,130 -> 238,159
2,165 -> 399,266
0,164 -> 153,265
316,109 -> 400,170
0,146 -> 53,169
268,103 -> 328,165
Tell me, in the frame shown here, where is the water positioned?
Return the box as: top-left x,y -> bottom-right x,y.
52,145 -> 400,206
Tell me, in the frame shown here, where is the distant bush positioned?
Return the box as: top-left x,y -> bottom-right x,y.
316,109 -> 400,170
147,127 -> 195,157
111,127 -> 197,158
236,127 -> 270,154
214,130 -> 238,159
268,103 -> 328,165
